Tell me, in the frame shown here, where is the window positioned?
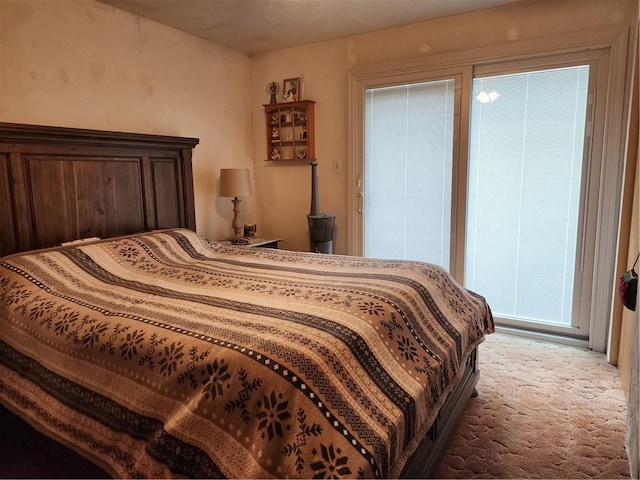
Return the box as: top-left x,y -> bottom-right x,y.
364,80 -> 455,268
466,66 -> 589,329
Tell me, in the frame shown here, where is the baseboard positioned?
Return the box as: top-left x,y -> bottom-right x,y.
495,325 -> 590,349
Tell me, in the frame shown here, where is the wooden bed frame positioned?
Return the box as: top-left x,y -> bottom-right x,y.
0,122 -> 478,478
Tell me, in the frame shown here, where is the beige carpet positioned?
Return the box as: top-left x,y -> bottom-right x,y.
434,332 -> 631,479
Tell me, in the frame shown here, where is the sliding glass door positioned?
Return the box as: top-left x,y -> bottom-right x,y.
466,65 -> 591,334
358,51 -> 607,341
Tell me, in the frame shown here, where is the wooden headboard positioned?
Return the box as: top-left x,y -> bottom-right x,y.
0,123 -> 199,256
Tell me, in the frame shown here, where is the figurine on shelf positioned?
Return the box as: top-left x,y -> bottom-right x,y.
300,126 -> 307,139
270,112 -> 279,124
296,149 -> 308,160
271,147 -> 281,160
284,132 -> 293,141
271,126 -> 279,141
283,89 -> 296,102
266,81 -> 279,104
279,111 -> 291,124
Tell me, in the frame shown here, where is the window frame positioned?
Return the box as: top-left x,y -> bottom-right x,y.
347,27 -> 632,352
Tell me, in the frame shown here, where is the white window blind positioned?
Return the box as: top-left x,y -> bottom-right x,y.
364,80 -> 455,268
465,66 -> 589,326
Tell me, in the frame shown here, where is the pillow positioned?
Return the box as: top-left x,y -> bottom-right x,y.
60,237 -> 101,246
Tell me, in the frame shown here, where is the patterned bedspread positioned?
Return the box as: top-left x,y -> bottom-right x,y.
0,229 -> 494,478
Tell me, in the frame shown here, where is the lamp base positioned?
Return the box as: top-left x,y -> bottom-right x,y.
231,197 -> 244,239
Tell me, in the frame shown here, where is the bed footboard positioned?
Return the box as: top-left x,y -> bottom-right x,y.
400,347 -> 479,478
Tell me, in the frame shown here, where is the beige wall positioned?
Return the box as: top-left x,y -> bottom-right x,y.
0,0 -> 253,241
0,0 -> 636,254
250,0 -> 637,253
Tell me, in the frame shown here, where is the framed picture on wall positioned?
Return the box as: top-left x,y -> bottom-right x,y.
282,77 -> 300,102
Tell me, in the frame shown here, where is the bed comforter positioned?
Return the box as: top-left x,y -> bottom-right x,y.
0,229 -> 494,478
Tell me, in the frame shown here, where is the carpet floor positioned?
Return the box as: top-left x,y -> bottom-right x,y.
434,332 -> 631,479
0,332 -> 631,478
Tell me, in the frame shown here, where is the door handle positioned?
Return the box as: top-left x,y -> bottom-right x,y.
357,192 -> 364,215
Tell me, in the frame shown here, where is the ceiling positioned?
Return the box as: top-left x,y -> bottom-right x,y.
99,0 -> 527,55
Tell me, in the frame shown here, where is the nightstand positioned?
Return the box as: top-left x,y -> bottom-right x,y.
219,237 -> 283,249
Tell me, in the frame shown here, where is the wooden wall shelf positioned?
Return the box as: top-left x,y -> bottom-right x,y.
264,100 -> 315,162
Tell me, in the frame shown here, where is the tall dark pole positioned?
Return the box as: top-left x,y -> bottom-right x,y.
310,162 -> 320,216
307,162 -> 335,253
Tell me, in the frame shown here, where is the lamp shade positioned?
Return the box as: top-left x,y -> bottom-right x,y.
219,168 -> 252,198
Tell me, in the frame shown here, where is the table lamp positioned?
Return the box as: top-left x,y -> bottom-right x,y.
219,168 -> 252,242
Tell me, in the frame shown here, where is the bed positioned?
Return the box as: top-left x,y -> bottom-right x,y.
0,123 -> 495,478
